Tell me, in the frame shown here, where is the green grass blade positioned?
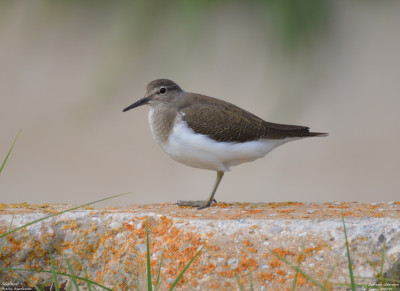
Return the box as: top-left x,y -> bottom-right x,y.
49,247 -> 60,291
233,268 -> 245,291
379,243 -> 386,283
53,245 -> 80,290
324,265 -> 336,288
0,268 -> 113,290
168,246 -> 204,291
146,221 -> 153,291
249,267 -> 254,291
271,250 -> 330,290
63,254 -> 80,290
291,246 -> 304,291
22,274 -> 42,291
0,130 -> 21,175
341,206 -> 356,290
155,247 -> 165,289
85,268 -> 93,291
0,192 -> 132,238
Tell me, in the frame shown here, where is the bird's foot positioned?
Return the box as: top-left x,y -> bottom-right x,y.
176,199 -> 217,210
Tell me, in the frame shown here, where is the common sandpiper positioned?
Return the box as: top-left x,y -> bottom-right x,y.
123,79 -> 327,209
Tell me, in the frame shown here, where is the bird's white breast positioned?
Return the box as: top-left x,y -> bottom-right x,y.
153,115 -> 296,172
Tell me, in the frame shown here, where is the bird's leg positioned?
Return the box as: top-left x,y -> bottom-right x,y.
176,171 -> 225,210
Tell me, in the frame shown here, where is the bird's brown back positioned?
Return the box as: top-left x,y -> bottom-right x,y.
178,93 -> 325,142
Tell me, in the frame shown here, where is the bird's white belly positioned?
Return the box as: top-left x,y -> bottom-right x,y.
158,120 -> 294,172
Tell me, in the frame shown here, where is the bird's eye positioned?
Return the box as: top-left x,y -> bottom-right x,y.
159,87 -> 167,95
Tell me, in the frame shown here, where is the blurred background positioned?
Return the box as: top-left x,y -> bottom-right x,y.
1,0 -> 399,207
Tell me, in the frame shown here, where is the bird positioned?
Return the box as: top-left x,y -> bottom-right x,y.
123,79 -> 327,209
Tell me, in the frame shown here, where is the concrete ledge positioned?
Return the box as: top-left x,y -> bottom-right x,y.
1,202 -> 400,290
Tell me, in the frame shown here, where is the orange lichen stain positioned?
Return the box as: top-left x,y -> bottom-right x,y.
293,202 -> 305,206
202,263 -> 216,274
366,204 -> 380,209
38,203 -> 50,208
89,222 -> 97,232
243,240 -> 253,247
152,217 -> 173,235
122,222 -> 135,232
63,241 -> 73,249
237,202 -> 250,207
218,270 -> 234,278
229,214 -> 243,220
327,204 -> 348,209
278,209 -> 295,214
74,260 -> 83,272
275,269 -> 286,277
296,253 -> 305,264
324,281 -> 333,290
248,247 -> 257,253
0,224 -> 7,234
246,209 -> 263,214
295,273 -> 308,286
259,272 -> 274,281
268,257 -> 282,269
212,245 -> 220,251
210,281 -> 219,289
6,236 -> 23,252
372,213 -> 384,217
62,220 -> 78,230
268,201 -> 303,208
216,202 -> 232,208
272,248 -> 294,258
237,256 -> 257,271
249,224 -> 259,230
277,276 -> 286,284
304,243 -> 327,255
177,205 -> 195,209
237,277 -> 247,286
28,275 -> 39,285
191,280 -> 198,287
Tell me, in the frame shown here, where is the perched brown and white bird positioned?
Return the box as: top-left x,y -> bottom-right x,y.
123,79 -> 327,209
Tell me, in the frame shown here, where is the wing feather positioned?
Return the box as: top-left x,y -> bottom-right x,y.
178,94 -> 318,142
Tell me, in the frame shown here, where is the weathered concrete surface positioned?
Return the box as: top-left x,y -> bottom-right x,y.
1,202 -> 400,290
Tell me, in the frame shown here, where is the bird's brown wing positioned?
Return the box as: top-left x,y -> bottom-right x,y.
178,94 -> 319,143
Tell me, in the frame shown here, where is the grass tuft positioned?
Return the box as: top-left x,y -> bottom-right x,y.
291,244 -> 304,291
0,130 -> 21,176
146,221 -> 153,291
0,192 -> 131,238
341,205 -> 356,290
144,220 -> 203,290
271,250 -> 330,290
0,268 -> 113,290
155,247 -> 165,289
168,245 -> 204,290
233,268 -> 245,291
49,247 -> 60,291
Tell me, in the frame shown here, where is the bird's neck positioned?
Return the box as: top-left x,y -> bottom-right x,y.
148,105 -> 177,145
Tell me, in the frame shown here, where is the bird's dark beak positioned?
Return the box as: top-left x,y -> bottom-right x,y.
122,96 -> 149,112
